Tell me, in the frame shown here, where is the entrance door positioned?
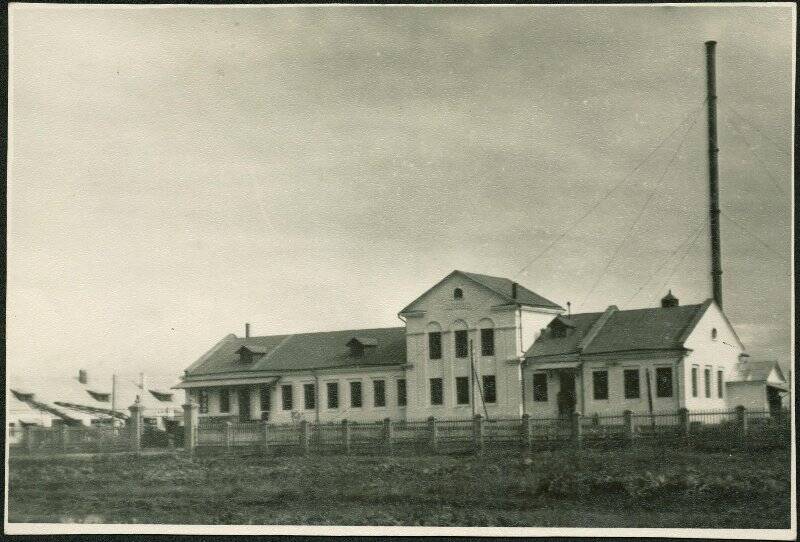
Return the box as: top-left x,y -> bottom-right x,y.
238,388 -> 251,422
557,371 -> 577,418
767,386 -> 782,417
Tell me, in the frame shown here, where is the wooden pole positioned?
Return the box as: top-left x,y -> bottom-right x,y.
706,40 -> 723,309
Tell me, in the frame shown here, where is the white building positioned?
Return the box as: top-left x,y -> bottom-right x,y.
175,270 -> 787,423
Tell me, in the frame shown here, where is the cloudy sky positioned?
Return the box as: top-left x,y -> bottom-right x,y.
8,4 -> 793,391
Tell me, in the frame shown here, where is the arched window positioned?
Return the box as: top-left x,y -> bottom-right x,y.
453,288 -> 463,300
711,328 -> 718,340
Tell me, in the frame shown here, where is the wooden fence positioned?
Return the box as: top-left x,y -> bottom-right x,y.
187,406 -> 790,456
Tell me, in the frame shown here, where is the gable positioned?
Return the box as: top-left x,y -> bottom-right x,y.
682,300 -> 745,353
399,271 -> 510,315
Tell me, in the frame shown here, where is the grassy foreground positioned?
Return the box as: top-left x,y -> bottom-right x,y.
8,447 -> 791,527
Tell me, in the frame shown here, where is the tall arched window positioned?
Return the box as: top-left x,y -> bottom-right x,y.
478,318 -> 495,356
452,320 -> 468,358
453,288 -> 463,300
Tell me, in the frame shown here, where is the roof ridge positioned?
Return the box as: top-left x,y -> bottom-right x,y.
577,305 -> 618,352
243,325 -> 405,340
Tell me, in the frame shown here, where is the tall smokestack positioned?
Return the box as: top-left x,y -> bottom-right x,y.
706,40 -> 723,309
511,282 -> 518,299
245,322 -> 250,339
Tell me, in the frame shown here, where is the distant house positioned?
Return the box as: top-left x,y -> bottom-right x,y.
725,359 -> 788,414
175,271 -> 784,423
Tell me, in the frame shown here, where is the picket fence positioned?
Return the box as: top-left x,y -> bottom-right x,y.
187,407 -> 790,456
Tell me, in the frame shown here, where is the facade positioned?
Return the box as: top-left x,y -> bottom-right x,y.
176,271 -> 778,423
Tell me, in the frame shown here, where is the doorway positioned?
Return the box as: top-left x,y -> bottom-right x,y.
237,388 -> 251,422
557,371 -> 577,418
767,386 -> 782,417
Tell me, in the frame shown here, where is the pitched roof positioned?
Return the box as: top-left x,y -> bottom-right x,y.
732,360 -> 785,383
399,270 -> 563,314
183,326 -> 407,379
527,301 -> 711,359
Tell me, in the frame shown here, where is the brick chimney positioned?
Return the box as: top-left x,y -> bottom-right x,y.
245,323 -> 250,339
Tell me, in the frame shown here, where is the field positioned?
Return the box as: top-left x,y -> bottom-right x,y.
7,447 -> 791,527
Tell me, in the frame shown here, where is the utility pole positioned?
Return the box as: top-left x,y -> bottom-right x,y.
111,374 -> 117,427
469,340 -> 476,417
706,40 -> 723,309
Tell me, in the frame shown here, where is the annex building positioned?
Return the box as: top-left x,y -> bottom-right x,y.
175,270 -> 787,423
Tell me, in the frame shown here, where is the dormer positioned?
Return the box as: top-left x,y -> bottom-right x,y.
548,315 -> 577,338
347,337 -> 377,358
236,344 -> 269,364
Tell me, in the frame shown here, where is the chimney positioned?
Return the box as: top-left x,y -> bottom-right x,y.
661,290 -> 679,308
566,301 -> 571,318
245,322 -> 250,339
511,282 -> 518,299
78,369 -> 88,385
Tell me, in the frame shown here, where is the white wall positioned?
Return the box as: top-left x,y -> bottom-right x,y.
725,382 -> 768,410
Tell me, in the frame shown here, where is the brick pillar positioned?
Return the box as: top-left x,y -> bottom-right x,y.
383,418 -> 393,455
571,412 -> 583,447
60,425 -> 69,453
735,405 -> 747,439
24,426 -> 36,454
622,410 -> 634,444
129,404 -> 143,453
182,403 -> 198,455
428,416 -> 438,454
521,414 -> 532,451
262,421 -> 270,454
473,414 -> 484,455
678,407 -> 690,438
342,419 -> 351,455
299,420 -> 310,455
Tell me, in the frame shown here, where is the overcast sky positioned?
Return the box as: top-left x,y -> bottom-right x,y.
8,4 -> 794,391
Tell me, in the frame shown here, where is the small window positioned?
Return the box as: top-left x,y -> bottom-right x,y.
397,379 -> 407,407
655,367 -> 673,398
704,368 -> 711,398
456,376 -> 470,405
259,386 -> 271,412
717,370 -> 724,399
350,381 -> 363,408
532,373 -> 548,402
454,330 -> 469,358
691,366 -> 698,398
219,389 -> 231,413
480,328 -> 495,356
281,385 -> 293,410
304,383 -> 315,410
592,371 -> 608,400
373,380 -> 386,407
430,378 -> 443,405
482,375 -> 496,403
551,325 -> 567,338
453,288 -> 463,300
623,369 -> 640,399
711,328 -> 718,340
327,382 -> 339,409
198,390 -> 209,414
428,332 -> 442,360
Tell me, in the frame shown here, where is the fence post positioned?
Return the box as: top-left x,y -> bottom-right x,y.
128,404 -> 143,453
182,402 -> 199,456
622,410 -> 634,445
299,420 -> 310,455
571,412 -> 583,447
383,418 -> 393,455
678,407 -> 690,440
342,419 -> 351,455
521,414 -> 532,452
473,414 -> 484,455
24,426 -> 36,454
735,405 -> 747,440
225,421 -> 233,451
262,421 -> 270,454
428,416 -> 438,454
60,425 -> 69,453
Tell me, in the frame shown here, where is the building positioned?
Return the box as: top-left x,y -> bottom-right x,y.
175,270 -> 783,423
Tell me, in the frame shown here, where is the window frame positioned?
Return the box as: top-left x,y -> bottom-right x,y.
326,382 -> 339,409
373,379 -> 386,408
281,385 -> 293,411
592,370 -> 609,401
691,365 -> 699,398
198,389 -> 209,414
430,377 -> 444,406
397,379 -> 407,407
428,332 -> 442,360
655,367 -> 673,398
259,386 -> 271,412
455,376 -> 470,405
480,328 -> 495,357
349,381 -> 363,409
623,368 -> 640,399
482,375 -> 497,404
532,373 -> 548,402
303,383 -> 316,410
454,330 -> 469,358
453,288 -> 463,300
219,389 -> 231,413
717,370 -> 724,399
704,367 -> 711,398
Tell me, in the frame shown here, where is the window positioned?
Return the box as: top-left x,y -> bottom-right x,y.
551,325 -> 567,338
480,328 -> 495,356
350,381 -> 362,408
259,386 -> 271,412
533,373 -> 548,402
711,328 -> 718,340
327,382 -> 339,409
455,330 -> 468,358
397,379 -> 407,407
456,376 -> 470,405
304,383 -> 315,410
428,332 -> 442,360
704,368 -> 711,398
454,288 -> 463,300
373,380 -> 386,407
623,369 -> 640,399
219,389 -> 230,413
691,366 -> 698,397
281,385 -> 293,410
198,390 -> 209,414
717,370 -> 724,398
655,367 -> 673,398
430,378 -> 443,405
592,371 -> 608,400
483,375 -> 496,403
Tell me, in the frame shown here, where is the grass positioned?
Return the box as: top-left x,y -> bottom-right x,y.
7,446 -> 791,527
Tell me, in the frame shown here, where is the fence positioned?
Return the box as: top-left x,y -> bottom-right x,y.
187,406 -> 790,456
